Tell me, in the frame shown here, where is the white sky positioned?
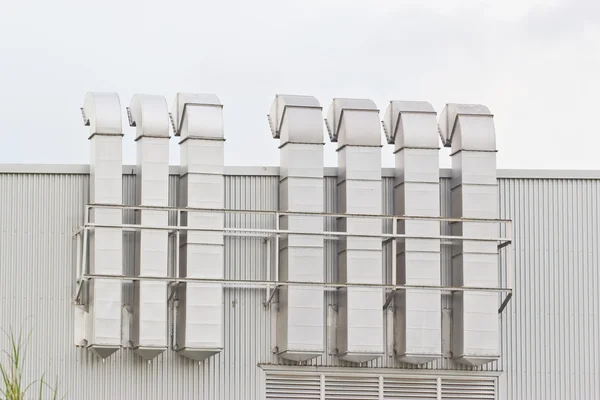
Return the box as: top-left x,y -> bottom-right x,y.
0,0 -> 598,169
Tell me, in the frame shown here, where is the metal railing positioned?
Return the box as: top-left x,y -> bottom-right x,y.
73,203 -> 514,314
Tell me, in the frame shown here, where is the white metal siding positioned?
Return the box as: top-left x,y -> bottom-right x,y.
0,170 -> 599,399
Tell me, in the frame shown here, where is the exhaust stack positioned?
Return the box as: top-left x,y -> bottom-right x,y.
383,101 -> 442,364
268,95 -> 325,362
439,104 -> 500,366
128,94 -> 170,360
326,98 -> 384,363
172,93 -> 225,361
82,92 -> 124,359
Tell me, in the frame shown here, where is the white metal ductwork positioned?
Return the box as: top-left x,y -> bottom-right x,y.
82,92 -> 124,359
128,94 -> 170,360
326,98 -> 384,363
268,94 -> 325,362
172,93 -> 225,361
383,101 -> 442,364
438,103 -> 500,366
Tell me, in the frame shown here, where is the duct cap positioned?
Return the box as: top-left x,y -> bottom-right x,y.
325,98 -> 381,148
438,103 -> 496,152
128,94 -> 170,140
82,92 -> 122,138
382,101 -> 438,149
171,93 -> 224,140
268,94 -> 323,144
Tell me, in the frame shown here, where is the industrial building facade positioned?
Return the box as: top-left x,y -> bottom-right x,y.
0,93 -> 599,399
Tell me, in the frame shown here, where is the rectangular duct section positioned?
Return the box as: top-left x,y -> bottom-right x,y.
439,103 -> 500,366
383,101 -> 442,364
129,94 -> 170,360
172,93 -> 225,361
268,95 -> 325,362
326,98 -> 384,363
82,92 -> 124,359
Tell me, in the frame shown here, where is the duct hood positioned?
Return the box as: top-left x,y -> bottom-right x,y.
269,94 -> 325,362
440,103 -> 500,366
82,92 -> 124,359
384,101 -> 442,364
173,93 -> 225,361
129,94 -> 170,360
326,98 -> 384,363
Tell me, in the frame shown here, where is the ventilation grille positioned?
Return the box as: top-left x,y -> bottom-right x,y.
325,375 -> 379,399
265,372 -> 497,400
383,377 -> 438,399
266,373 -> 321,399
441,378 -> 496,399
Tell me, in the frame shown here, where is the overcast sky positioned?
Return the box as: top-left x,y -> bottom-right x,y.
1,0 -> 598,169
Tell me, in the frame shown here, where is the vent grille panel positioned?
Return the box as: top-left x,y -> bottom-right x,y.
441,378 -> 496,399
265,372 -> 497,400
384,377 -> 438,399
266,373 -> 321,399
325,375 -> 380,399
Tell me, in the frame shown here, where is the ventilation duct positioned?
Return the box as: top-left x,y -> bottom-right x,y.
82,92 -> 124,359
383,101 -> 442,364
268,94 -> 325,362
172,93 -> 225,361
438,104 -> 500,366
326,98 -> 384,363
128,94 -> 170,360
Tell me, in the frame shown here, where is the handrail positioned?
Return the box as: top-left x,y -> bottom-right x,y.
73,203 -> 515,315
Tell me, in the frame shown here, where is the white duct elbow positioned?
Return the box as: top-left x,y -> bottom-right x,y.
171,93 -> 223,140
268,94 -> 323,143
82,92 -> 122,137
383,101 -> 438,148
129,94 -> 170,139
438,103 -> 496,151
326,98 -> 381,146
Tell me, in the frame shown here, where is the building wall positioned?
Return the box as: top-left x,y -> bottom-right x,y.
0,167 -> 598,399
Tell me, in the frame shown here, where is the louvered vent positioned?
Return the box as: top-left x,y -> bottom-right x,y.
325,375 -> 379,400
265,372 -> 497,400
441,378 -> 496,399
383,377 -> 438,399
265,373 -> 321,399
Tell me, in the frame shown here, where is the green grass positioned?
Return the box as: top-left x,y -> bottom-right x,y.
0,329 -> 61,400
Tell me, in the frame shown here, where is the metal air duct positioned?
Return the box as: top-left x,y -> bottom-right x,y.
172,93 -> 225,361
128,94 -> 170,360
383,101 -> 442,364
326,98 -> 384,363
268,94 -> 325,362
439,103 -> 500,366
82,92 -> 124,359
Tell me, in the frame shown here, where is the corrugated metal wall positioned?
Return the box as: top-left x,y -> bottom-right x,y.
0,171 -> 599,399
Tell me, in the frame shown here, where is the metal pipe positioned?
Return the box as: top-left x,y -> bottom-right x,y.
273,211 -> 280,302
83,223 -> 511,243
81,273 -> 513,293
87,203 -> 512,224
265,238 -> 271,300
391,215 -> 397,288
75,230 -> 82,282
175,209 -> 180,280
82,228 -> 89,279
